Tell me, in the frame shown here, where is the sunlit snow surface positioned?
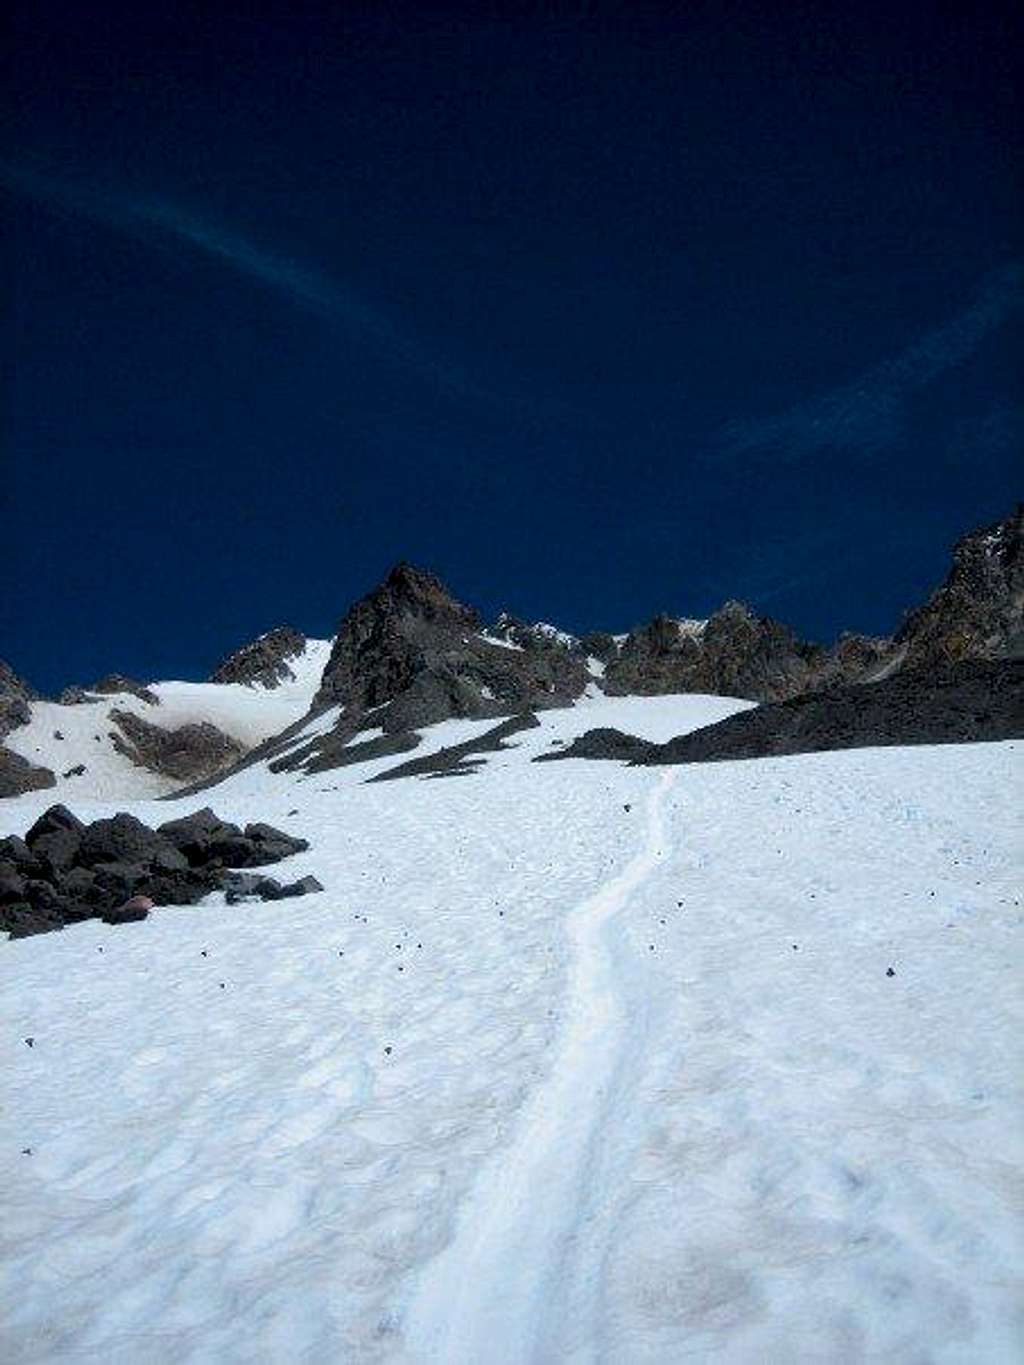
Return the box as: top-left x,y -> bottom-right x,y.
1,694 -> 1021,1363
4,639 -> 334,801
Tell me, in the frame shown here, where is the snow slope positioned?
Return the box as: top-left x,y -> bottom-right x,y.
1,696 -> 1021,1363
4,639 -> 333,800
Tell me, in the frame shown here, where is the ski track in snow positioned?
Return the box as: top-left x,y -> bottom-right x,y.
1,697 -> 1021,1364
403,769 -> 677,1364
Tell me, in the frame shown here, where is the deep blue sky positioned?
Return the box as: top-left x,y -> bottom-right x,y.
5,1 -> 1020,692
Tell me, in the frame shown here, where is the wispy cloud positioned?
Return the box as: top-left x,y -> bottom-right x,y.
711,263 -> 1023,464
1,160 -> 549,414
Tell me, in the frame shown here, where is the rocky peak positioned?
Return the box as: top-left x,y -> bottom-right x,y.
486,613 -> 580,653
896,506 -> 1024,668
210,626 -> 308,688
382,562 -> 479,625
316,564 -> 479,711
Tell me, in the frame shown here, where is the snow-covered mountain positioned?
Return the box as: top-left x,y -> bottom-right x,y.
2,507 -> 1020,804
1,509 -> 1022,1361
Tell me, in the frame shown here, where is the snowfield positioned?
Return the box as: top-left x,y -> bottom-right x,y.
1,694 -> 1021,1363
4,639 -> 333,801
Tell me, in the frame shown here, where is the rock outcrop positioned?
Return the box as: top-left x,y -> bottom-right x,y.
0,749 -> 56,799
0,663 -> 55,795
272,565 -> 588,773
895,506 -> 1024,669
0,660 -> 39,739
543,659 -> 1024,767
110,710 -> 247,784
1,805 -> 315,939
603,606 -> 827,702
210,627 -> 308,688
88,675 -> 159,705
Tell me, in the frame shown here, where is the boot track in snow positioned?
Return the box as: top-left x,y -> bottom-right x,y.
402,768 -> 677,1363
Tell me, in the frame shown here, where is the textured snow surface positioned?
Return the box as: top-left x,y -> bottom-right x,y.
5,640 -> 333,800
1,698 -> 1021,1364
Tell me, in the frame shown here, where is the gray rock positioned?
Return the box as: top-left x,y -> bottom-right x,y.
278,875 -> 324,898
2,903 -> 63,938
896,506 -> 1024,668
209,627 -> 308,688
0,861 -> 28,904
25,805 -> 86,873
110,710 -> 246,784
76,813 -> 181,868
544,659 -> 1024,767
0,748 -> 56,798
89,675 -> 159,705
0,835 -> 37,873
102,897 -> 151,925
0,662 -> 40,740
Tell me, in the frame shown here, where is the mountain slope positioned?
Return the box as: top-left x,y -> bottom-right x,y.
2,702 -> 1019,1362
2,640 -> 333,801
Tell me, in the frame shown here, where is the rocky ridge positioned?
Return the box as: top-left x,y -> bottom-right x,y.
1,506 -> 1020,793
0,663 -> 56,797
209,627 -> 308,688
542,659 -> 1024,767
895,506 -> 1024,669
267,564 -> 587,774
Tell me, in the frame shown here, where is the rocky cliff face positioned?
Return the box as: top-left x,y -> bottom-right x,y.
314,563 -> 587,733
603,605 -> 832,702
0,663 -> 55,796
110,710 -> 247,784
209,627 -> 308,688
895,506 -> 1024,669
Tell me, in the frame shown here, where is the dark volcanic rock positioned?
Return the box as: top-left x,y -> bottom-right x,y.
78,814 -> 185,870
111,710 -> 246,784
579,632 -> 620,664
25,805 -> 86,874
0,748 -> 56,798
485,613 -> 580,653
103,895 -> 152,925
312,564 -> 587,739
157,807 -> 247,864
3,904 -> 63,939
535,727 -> 653,765
370,713 -> 541,782
4,805 -> 318,939
155,808 -> 307,868
210,627 -> 308,688
89,675 -> 159,705
895,506 -> 1024,668
545,660 -> 1024,767
0,835 -> 37,873
604,605 -> 825,703
270,728 -> 421,776
223,870 -> 323,903
0,661 -> 39,740
0,862 -> 28,904
318,563 -> 480,712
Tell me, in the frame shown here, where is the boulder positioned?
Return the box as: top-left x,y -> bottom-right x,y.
0,861 -> 28,905
0,835 -> 37,872
76,813 -> 182,869
278,875 -> 324,898
103,895 -> 153,925
25,805 -> 86,874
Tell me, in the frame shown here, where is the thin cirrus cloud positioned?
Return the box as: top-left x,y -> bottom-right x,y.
1,160 -> 542,413
711,262 -> 1023,465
